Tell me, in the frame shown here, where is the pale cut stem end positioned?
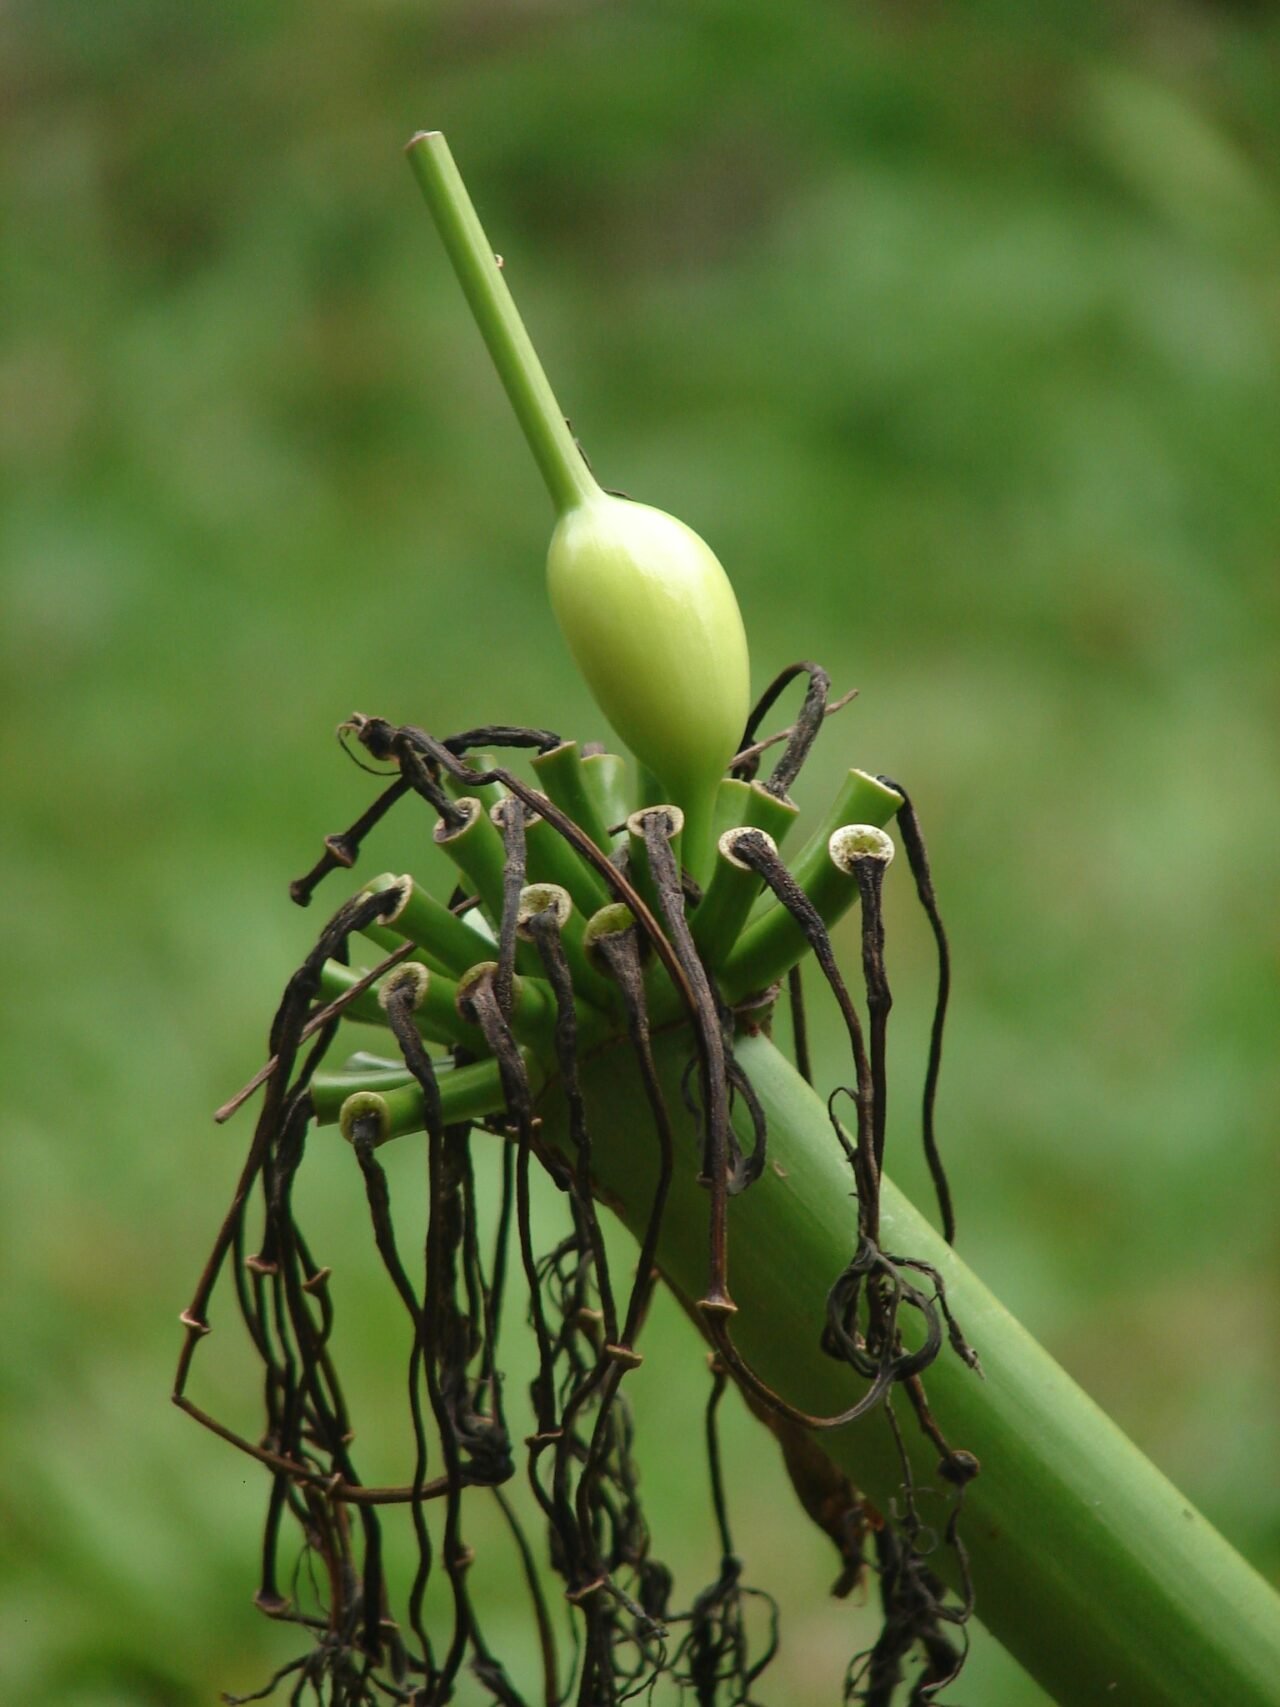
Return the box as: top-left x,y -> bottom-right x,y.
516,883 -> 573,940
828,823 -> 895,872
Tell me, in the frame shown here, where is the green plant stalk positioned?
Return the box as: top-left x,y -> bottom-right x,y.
690,828 -> 773,963
311,1065 -> 414,1124
534,1026 -> 1280,1707
454,963 -> 566,1055
359,921 -> 437,973
518,886 -> 618,1013
406,133 -> 595,515
359,873 -> 496,979
435,801 -> 542,979
334,1052 -> 543,1142
435,798 -> 517,924
444,751 -> 504,813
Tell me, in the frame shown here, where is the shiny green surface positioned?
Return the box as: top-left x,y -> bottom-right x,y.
785,768 -> 905,897
522,804 -> 610,915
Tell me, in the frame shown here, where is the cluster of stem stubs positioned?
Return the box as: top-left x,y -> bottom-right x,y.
178,662 -> 980,1707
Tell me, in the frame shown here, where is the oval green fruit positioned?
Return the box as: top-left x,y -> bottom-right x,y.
547,493 -> 750,862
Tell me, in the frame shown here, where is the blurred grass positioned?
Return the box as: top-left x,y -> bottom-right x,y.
2,1 -> 1278,1702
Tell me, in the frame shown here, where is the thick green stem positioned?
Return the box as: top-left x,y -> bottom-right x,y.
536,1027 -> 1280,1707
717,826 -> 887,1000
406,131 -> 597,515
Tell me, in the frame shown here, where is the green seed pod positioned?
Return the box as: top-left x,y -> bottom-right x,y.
548,493 -> 749,873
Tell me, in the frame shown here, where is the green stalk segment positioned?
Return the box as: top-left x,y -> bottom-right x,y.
712,776 -> 801,850
538,1028 -> 1280,1707
318,960 -> 401,1029
434,799 -> 512,925
406,132 -> 597,515
531,741 -> 614,853
579,751 -> 630,837
338,1049 -> 542,1146
312,1066 -> 414,1125
583,901 -> 688,1031
436,802 -> 544,976
318,960 -> 487,1053
582,903 -> 640,968
523,802 -> 610,915
718,825 -> 892,1004
379,961 -> 495,1054
691,827 -> 777,964
359,920 -> 434,970
359,872 -> 496,979
787,769 -> 903,899
340,1050 -> 408,1074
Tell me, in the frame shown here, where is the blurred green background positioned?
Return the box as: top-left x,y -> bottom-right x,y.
3,2 -> 1278,1702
